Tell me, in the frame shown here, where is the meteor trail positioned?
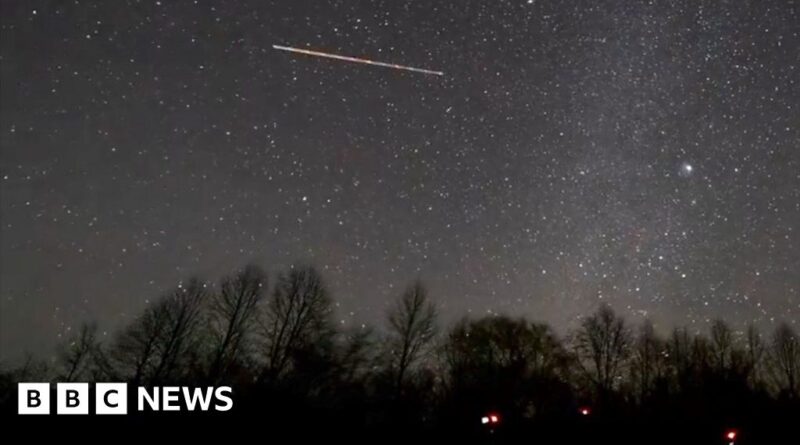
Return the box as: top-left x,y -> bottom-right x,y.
272,44 -> 444,76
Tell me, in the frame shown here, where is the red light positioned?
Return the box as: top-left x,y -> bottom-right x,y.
481,413 -> 500,425
726,430 -> 737,440
482,412 -> 501,426
579,406 -> 591,416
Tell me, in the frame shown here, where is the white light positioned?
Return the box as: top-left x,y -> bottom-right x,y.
481,416 -> 489,424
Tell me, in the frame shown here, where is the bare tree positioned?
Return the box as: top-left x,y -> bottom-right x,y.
109,297 -> 171,384
386,280 -> 437,394
574,304 -> 631,395
11,353 -> 50,382
336,326 -> 378,384
630,319 -> 666,401
208,264 -> 265,382
745,324 -> 766,388
258,266 -> 333,383
526,322 -> 570,378
56,323 -> 100,382
668,327 -> 693,389
109,279 -> 208,384
709,319 -> 734,372
691,334 -> 711,374
768,323 -> 799,397
149,278 -> 208,383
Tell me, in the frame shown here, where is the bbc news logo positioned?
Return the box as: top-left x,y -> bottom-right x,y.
18,383 -> 233,415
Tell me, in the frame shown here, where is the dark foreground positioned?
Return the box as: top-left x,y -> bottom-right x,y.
3,386 -> 799,445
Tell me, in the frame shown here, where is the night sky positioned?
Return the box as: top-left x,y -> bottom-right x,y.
1,0 -> 798,360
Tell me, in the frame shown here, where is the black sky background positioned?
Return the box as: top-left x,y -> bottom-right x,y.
1,0 -> 798,361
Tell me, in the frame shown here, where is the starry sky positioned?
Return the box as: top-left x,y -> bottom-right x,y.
1,0 -> 798,360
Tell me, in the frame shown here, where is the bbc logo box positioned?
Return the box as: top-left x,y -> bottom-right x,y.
17,383 -> 50,415
18,383 -> 127,415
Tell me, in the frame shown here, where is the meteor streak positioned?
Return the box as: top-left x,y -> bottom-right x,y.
272,44 -> 444,76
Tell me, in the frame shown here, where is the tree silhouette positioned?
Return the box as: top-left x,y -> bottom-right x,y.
385,280 -> 437,395
107,279 -> 207,385
769,323 -> 799,398
108,294 -> 171,384
629,319 -> 666,402
745,324 -> 766,388
574,304 -> 631,397
441,315 -> 572,425
258,265 -> 333,384
336,325 -> 378,384
207,264 -> 265,383
55,322 -> 100,382
709,319 -> 734,373
2,264 -> 799,444
667,327 -> 694,391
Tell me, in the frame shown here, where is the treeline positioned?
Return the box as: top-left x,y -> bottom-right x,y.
1,264 -> 798,444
